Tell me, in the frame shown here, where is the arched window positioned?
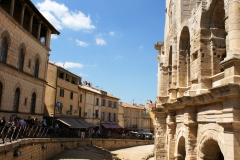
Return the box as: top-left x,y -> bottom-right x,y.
13,88 -> 20,112
34,58 -> 39,78
0,82 -> 2,106
1,37 -> 8,63
30,92 -> 36,113
18,49 -> 25,71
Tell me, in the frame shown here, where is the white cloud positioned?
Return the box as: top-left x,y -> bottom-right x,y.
138,45 -> 144,50
51,34 -> 58,39
96,38 -> 106,45
37,0 -> 95,31
109,31 -> 115,36
55,61 -> 84,69
76,39 -> 89,47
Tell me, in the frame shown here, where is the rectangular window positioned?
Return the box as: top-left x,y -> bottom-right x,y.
70,92 -> 73,99
96,98 -> 99,106
108,113 -> 111,121
24,98 -> 27,105
102,112 -> 105,121
108,101 -> 112,107
114,113 -> 116,122
101,99 -> 106,106
113,102 -> 117,108
79,107 -> 81,117
60,89 -> 64,97
59,73 -> 64,79
79,94 -> 82,102
28,59 -> 31,68
66,74 -> 69,82
95,110 -> 99,118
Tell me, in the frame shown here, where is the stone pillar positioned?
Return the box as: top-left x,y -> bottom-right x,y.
10,0 -> 15,17
29,13 -> 34,34
37,21 -> 42,40
184,107 -> 197,160
20,4 -> 26,26
184,123 -> 197,160
221,1 -> 240,82
226,1 -> 240,59
167,111 -> 176,160
154,112 -> 167,160
46,28 -> 51,48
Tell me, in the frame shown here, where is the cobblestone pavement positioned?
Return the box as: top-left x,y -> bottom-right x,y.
50,144 -> 154,160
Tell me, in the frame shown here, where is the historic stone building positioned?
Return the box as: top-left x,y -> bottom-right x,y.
0,0 -> 59,120
118,102 -> 150,131
154,0 -> 240,160
79,82 -> 120,129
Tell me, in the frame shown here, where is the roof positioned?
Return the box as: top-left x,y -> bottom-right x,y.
120,102 -> 144,110
79,84 -> 120,100
48,62 -> 81,79
79,85 -> 102,95
25,0 -> 60,35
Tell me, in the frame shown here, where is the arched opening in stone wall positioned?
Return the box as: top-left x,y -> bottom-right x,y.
200,139 -> 224,160
178,26 -> 190,88
169,46 -> 173,91
177,136 -> 186,160
210,0 -> 226,74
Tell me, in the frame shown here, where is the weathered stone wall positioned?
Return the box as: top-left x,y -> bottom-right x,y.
154,0 -> 240,159
0,138 -> 153,160
0,5 -> 51,119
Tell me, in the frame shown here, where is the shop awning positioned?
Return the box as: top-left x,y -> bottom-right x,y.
57,117 -> 94,128
102,123 -> 122,129
76,119 -> 95,128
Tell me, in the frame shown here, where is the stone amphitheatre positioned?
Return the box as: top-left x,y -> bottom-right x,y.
154,0 -> 240,160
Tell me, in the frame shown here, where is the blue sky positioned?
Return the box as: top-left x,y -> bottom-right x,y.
32,0 -> 166,105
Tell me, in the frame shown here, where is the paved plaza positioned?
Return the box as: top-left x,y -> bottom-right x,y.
50,144 -> 154,160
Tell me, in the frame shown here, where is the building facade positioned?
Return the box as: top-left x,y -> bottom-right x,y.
45,62 -> 81,119
154,0 -> 240,160
0,0 -> 59,120
118,102 -> 150,131
79,82 -> 120,129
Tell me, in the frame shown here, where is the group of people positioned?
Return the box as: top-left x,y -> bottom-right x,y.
0,115 -> 47,128
0,115 -> 48,143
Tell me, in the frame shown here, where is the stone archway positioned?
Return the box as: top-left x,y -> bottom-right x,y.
199,138 -> 224,160
178,26 -> 190,88
176,136 -> 186,160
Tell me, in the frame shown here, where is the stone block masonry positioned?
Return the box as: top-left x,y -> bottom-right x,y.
0,138 -> 153,160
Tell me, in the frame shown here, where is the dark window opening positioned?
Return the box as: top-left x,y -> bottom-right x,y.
70,92 -> 73,99
95,110 -> 99,118
30,92 -> 36,113
96,98 -> 99,106
79,94 -> 82,102
34,58 -> 39,78
59,73 -> 64,79
13,88 -> 20,112
108,113 -> 111,121
60,89 -> 64,97
1,37 -> 8,63
18,48 -> 25,71
24,98 -> 27,105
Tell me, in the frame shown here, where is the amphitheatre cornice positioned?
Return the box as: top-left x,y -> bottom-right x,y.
161,83 -> 240,110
